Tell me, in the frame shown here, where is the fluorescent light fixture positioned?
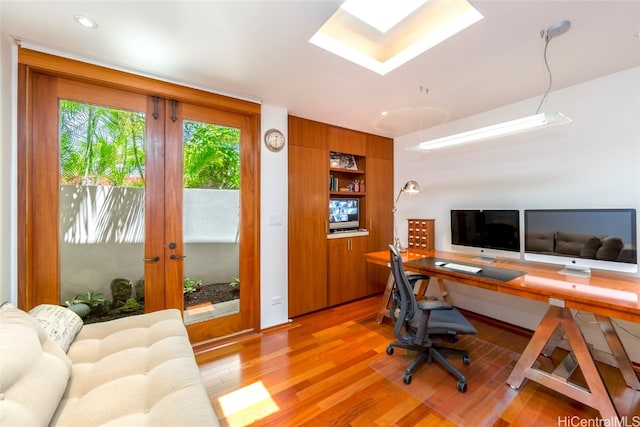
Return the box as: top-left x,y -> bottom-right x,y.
310,0 -> 482,75
408,112 -> 572,152
340,0 -> 428,33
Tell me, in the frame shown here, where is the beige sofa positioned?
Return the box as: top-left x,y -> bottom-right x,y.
0,303 -> 219,426
526,230 -> 635,263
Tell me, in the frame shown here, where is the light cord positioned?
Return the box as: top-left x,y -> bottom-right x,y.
535,36 -> 553,114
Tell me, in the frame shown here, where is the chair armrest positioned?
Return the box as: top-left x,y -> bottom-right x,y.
407,274 -> 430,285
417,299 -> 453,311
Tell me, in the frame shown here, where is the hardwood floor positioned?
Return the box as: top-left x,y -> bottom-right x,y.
196,296 -> 639,426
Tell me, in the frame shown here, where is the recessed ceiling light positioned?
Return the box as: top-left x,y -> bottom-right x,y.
73,14 -> 98,29
381,111 -> 388,116
340,0 -> 428,33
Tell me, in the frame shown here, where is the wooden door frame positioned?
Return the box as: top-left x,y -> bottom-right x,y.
17,48 -> 261,340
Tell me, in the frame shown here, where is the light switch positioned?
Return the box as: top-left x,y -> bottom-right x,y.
269,215 -> 283,226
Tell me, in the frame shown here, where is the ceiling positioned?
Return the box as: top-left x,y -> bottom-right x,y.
2,0 -> 639,138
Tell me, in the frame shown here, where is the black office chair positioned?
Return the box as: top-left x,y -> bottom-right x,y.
386,245 -> 477,392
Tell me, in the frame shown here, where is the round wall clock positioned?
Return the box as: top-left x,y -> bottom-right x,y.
264,128 -> 286,152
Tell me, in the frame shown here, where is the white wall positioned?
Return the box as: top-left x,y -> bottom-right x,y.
0,34 -> 16,305
260,105 -> 289,329
394,67 -> 640,362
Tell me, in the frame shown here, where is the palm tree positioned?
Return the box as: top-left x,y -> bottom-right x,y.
59,100 -> 145,187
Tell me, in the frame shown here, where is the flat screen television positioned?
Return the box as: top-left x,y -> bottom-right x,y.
524,209 -> 637,276
329,198 -> 359,231
451,210 -> 520,261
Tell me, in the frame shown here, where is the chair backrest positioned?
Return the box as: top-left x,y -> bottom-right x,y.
389,245 -> 419,339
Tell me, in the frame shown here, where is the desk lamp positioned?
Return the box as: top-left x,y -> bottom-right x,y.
393,180 -> 420,252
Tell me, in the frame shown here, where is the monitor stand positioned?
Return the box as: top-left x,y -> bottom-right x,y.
559,265 -> 591,278
473,254 -> 496,264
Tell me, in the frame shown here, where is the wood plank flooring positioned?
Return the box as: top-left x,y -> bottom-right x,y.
196,296 -> 640,426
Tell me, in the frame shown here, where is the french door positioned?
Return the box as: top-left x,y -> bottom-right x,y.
18,49 -> 260,342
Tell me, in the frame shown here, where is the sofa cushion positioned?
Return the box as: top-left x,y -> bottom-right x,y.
525,231 -> 555,253
555,231 -> 596,256
579,237 -> 603,259
50,309 -> 218,426
29,304 -> 83,353
596,236 -> 624,261
0,304 -> 72,426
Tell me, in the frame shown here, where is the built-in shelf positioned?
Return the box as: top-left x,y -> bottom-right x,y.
329,191 -> 365,196
329,167 -> 365,175
326,230 -> 369,239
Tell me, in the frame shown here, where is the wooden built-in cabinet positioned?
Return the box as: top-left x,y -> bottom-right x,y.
287,117 -> 329,317
328,126 -> 366,155
365,134 -> 394,294
327,236 -> 367,305
288,116 -> 394,317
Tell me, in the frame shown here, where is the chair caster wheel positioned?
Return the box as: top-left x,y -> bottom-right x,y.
403,373 -> 412,384
457,380 -> 467,393
386,347 -> 394,355
463,354 -> 470,365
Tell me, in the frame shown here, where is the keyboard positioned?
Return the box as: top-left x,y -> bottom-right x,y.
443,263 -> 482,274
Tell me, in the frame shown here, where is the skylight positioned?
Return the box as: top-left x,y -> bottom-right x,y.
340,0 -> 428,34
310,0 -> 483,75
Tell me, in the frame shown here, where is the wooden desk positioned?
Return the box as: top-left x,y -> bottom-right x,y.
365,249 -> 640,421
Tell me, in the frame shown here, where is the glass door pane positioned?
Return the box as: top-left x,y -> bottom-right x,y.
182,119 -> 241,325
59,99 -> 146,323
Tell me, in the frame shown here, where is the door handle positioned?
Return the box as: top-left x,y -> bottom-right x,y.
143,256 -> 160,262
170,254 -> 186,260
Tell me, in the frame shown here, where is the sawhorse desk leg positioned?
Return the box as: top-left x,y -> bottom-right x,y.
507,305 -> 639,421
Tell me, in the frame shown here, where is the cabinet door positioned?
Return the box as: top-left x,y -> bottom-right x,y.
328,237 -> 367,305
288,144 -> 328,317
366,156 -> 394,294
328,126 -> 366,155
289,116 -> 327,149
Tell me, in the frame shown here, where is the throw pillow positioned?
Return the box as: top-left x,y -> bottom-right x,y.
579,237 -> 602,258
29,304 -> 83,353
596,236 -> 624,261
0,305 -> 72,426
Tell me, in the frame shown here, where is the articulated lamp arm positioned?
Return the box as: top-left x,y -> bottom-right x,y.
392,180 -> 421,252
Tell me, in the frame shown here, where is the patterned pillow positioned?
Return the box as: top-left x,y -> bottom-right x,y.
29,304 -> 83,353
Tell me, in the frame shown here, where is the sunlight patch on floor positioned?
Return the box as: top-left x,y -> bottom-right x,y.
218,381 -> 279,426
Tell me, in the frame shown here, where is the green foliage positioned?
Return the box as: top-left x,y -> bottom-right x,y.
65,291 -> 105,312
183,120 -> 240,189
59,100 -> 145,187
183,277 -> 202,294
229,277 -> 240,289
119,298 -> 142,313
59,102 -> 240,190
